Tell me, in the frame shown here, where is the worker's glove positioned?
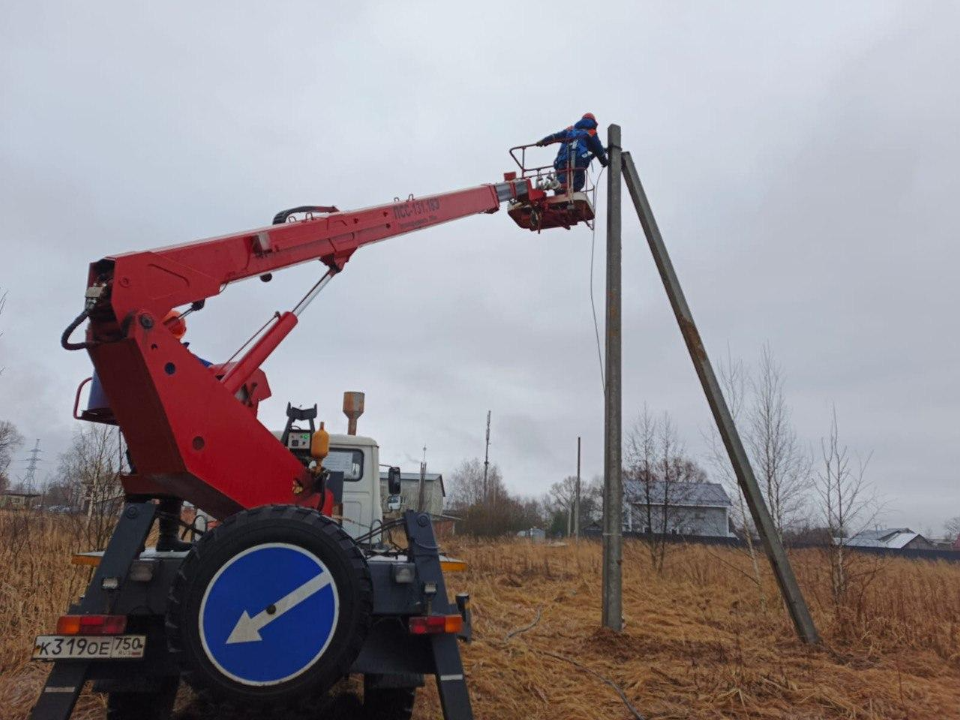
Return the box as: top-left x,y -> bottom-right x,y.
599,156 -> 609,167
536,139 -> 549,147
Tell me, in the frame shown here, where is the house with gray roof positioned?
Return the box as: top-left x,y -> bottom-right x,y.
0,491 -> 41,510
843,528 -> 936,551
623,480 -> 732,538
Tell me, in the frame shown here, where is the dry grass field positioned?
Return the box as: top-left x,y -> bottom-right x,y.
3,510 -> 960,719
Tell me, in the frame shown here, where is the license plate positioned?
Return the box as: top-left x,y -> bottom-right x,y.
33,635 -> 146,661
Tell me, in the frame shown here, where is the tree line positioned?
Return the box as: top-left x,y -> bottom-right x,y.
2,340 -> 954,567
0,344 -> 897,548
446,345 -> 895,558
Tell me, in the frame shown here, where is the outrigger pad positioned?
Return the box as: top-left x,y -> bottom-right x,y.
508,192 -> 595,231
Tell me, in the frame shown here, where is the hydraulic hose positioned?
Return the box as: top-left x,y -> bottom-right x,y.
61,307 -> 92,351
272,205 -> 338,225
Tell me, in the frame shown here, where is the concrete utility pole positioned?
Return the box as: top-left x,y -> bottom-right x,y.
620,151 -> 820,645
574,436 -> 581,540
482,410 -> 491,500
602,124 -> 623,632
417,445 -> 427,512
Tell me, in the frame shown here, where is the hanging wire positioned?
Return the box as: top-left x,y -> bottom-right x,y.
589,165 -> 606,393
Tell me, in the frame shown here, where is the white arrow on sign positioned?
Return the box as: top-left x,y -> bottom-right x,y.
226,572 -> 333,645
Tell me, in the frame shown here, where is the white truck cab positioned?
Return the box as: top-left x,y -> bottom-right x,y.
274,426 -> 398,541
273,395 -> 405,542
326,433 -> 383,539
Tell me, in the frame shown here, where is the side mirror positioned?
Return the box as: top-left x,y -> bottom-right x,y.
388,466 -> 402,495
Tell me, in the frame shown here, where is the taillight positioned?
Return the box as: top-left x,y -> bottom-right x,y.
408,614 -> 463,635
56,615 -> 128,636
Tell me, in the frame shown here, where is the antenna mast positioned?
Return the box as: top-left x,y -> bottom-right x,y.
482,411 -> 491,500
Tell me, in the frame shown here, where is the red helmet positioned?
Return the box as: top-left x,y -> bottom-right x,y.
582,112 -> 597,122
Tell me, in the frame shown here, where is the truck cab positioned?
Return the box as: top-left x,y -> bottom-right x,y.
273,400 -> 400,543
326,433 -> 382,540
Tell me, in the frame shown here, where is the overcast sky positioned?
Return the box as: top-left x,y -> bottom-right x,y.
1,1 -> 957,533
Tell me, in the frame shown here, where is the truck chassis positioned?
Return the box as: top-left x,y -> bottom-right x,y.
31,505 -> 472,719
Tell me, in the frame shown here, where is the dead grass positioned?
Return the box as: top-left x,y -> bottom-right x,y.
3,512 -> 960,719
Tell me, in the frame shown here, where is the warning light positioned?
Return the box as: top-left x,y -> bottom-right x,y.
56,615 -> 128,636
408,614 -> 463,635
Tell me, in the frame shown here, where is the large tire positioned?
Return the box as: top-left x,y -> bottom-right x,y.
106,678 -> 178,720
166,505 -> 372,711
363,687 -> 417,720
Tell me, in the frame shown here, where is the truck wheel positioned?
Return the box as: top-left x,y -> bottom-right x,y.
166,505 -> 372,711
363,687 -> 417,720
106,678 -> 178,720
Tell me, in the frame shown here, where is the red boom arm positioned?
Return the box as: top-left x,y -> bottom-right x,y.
77,178 -> 537,519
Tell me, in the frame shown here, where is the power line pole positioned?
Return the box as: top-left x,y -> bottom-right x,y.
482,410 -> 491,501
574,436 -> 581,540
22,438 -> 42,494
602,124 -> 623,632
620,150 -> 820,645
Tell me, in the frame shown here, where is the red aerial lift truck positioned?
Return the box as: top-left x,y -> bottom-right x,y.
31,149 -> 596,720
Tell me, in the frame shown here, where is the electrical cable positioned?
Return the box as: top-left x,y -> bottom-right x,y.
589,165 -> 606,393
353,517 -> 406,545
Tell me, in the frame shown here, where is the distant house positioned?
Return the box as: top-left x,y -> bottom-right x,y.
844,528 -> 936,551
379,471 -> 445,518
379,471 -> 458,537
623,481 -> 732,538
0,492 -> 40,510
517,527 -> 546,541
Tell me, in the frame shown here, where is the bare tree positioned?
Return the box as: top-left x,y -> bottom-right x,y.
625,404 -> 657,535
625,408 -> 706,571
815,408 -> 878,605
746,345 -> 813,536
704,350 -> 767,607
448,457 -> 505,507
447,458 -> 540,536
704,350 -> 750,526
53,424 -> 124,548
548,475 -> 578,536
653,414 -> 707,535
944,516 -> 960,543
0,419 -> 25,493
580,475 -> 603,527
546,475 -> 601,536
705,345 -> 812,538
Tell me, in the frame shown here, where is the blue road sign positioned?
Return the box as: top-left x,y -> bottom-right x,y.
199,542 -> 339,686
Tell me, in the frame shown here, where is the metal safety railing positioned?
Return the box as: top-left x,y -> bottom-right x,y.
508,142 -> 598,197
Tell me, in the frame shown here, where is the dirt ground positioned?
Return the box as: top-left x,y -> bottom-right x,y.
3,514 -> 960,719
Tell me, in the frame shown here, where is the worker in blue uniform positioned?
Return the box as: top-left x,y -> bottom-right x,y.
537,113 -> 609,192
